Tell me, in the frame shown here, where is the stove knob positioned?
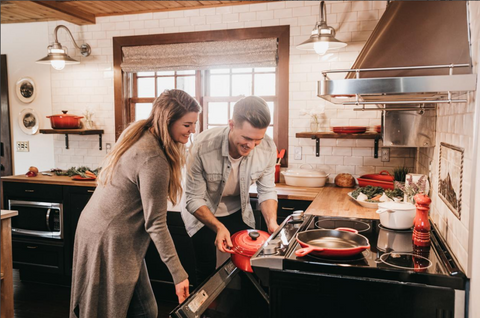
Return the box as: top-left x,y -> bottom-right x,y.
263,245 -> 278,255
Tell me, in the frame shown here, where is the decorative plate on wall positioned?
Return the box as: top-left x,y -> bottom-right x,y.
18,108 -> 40,135
15,77 -> 36,103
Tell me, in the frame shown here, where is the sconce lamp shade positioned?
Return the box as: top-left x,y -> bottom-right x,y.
36,25 -> 91,70
296,1 -> 347,55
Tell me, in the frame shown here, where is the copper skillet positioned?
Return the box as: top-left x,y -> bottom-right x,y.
295,228 -> 370,258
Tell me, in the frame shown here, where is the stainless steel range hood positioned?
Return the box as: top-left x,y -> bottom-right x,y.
318,1 -> 477,107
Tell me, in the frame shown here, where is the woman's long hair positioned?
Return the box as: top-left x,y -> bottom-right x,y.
98,89 -> 201,205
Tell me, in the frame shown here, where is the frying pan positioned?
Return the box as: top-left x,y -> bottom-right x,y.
295,228 -> 370,257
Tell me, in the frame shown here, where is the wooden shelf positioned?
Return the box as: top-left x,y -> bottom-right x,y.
39,129 -> 104,150
296,132 -> 382,158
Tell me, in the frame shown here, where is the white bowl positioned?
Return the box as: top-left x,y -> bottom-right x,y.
376,202 -> 416,230
347,192 -> 379,209
281,164 -> 329,188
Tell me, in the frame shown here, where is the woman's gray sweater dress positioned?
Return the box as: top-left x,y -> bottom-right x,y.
70,131 -> 188,317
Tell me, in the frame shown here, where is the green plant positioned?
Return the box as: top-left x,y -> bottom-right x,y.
393,166 -> 410,182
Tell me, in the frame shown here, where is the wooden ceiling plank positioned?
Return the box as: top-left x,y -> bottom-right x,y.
32,1 -> 96,24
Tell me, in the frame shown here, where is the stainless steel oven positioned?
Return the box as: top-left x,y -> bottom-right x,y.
8,200 -> 63,239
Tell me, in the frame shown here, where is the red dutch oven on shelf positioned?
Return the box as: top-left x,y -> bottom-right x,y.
227,229 -> 270,272
47,110 -> 83,129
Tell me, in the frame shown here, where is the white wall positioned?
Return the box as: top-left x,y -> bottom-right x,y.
467,2 -> 480,316
1,22 -> 55,175
42,1 -> 414,180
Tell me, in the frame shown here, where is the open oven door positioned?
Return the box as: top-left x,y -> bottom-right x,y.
170,259 -> 269,318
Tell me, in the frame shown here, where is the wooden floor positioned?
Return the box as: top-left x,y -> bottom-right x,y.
13,269 -> 178,318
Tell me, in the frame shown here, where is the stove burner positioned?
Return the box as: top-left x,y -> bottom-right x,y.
315,218 -> 371,233
379,252 -> 432,271
378,224 -> 413,232
304,251 -> 367,263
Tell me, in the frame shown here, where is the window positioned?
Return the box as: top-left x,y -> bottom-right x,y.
114,26 -> 289,165
130,70 -> 197,121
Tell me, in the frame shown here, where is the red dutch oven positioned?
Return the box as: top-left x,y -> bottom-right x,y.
47,110 -> 83,129
227,229 -> 270,272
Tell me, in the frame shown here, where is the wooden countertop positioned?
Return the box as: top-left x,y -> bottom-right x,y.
3,175 -> 379,219
1,210 -> 18,220
1,173 -> 97,187
250,183 -> 379,219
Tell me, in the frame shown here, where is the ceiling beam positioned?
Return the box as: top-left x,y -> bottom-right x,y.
30,1 -> 96,25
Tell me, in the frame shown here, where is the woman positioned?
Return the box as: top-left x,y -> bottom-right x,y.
70,89 -> 201,318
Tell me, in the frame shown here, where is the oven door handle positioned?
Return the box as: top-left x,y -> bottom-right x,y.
45,208 -> 51,231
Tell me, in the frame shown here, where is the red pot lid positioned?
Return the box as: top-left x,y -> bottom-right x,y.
231,229 -> 270,257
47,110 -> 83,118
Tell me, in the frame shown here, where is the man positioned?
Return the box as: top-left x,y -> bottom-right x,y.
183,96 -> 279,284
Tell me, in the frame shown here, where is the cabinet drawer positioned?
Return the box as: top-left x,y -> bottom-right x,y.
278,199 -> 311,217
12,239 -> 64,274
3,182 -> 63,201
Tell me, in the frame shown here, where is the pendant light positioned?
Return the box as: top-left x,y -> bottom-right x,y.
296,1 -> 347,55
36,25 -> 91,70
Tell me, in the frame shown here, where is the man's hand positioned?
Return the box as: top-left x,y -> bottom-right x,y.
215,225 -> 234,253
266,221 -> 279,234
175,279 -> 190,303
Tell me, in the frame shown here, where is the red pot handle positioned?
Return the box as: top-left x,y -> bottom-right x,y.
335,227 -> 358,234
224,247 -> 235,254
379,170 -> 391,176
295,246 -> 324,257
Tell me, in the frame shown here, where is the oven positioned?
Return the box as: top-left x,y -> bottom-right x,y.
8,199 -> 63,239
171,214 -> 467,318
252,214 -> 467,318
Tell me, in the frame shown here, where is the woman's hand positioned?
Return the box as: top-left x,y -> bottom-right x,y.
175,279 -> 190,303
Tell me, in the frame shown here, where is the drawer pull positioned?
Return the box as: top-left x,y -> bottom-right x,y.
281,207 -> 295,210
87,190 -> 94,193
27,246 -> 38,249
25,190 -> 35,193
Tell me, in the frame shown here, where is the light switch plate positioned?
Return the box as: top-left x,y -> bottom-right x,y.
16,141 -> 29,152
294,146 -> 302,160
381,148 -> 390,162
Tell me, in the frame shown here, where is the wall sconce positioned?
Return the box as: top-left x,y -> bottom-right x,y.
36,25 -> 91,70
296,1 -> 347,55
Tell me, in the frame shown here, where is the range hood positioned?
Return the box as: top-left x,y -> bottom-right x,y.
318,1 -> 477,108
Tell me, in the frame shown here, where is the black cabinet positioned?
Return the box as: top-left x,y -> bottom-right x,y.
145,212 -> 197,302
64,186 -> 95,275
12,237 -> 64,274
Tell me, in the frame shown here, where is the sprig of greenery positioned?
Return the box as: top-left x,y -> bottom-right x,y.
393,166 -> 410,182
351,186 -> 384,199
55,166 -> 101,178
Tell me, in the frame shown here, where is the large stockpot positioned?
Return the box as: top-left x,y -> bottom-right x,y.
376,201 -> 416,230
226,229 -> 270,272
47,110 -> 83,129
295,228 -> 370,257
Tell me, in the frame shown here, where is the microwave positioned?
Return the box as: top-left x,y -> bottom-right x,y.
8,200 -> 63,239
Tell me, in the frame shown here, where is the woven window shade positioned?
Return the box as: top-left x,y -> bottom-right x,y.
120,38 -> 278,72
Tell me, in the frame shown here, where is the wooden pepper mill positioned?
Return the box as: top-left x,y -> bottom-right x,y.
412,193 -> 431,247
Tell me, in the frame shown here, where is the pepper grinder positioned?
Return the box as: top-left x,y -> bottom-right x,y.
412,193 -> 431,247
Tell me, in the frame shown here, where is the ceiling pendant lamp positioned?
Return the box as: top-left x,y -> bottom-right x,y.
296,1 -> 347,55
36,25 -> 91,70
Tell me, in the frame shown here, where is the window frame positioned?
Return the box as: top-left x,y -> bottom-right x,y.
113,26 -> 289,166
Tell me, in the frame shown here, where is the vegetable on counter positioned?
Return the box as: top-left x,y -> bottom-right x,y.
25,166 -> 39,177
351,186 -> 404,203
54,166 -> 101,178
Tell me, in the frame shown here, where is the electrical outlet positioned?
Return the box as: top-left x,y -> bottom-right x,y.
294,146 -> 302,160
16,141 -> 29,152
381,147 -> 390,162
106,143 -> 112,154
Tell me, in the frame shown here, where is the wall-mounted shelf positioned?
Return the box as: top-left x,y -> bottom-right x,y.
296,132 -> 382,158
39,129 -> 104,150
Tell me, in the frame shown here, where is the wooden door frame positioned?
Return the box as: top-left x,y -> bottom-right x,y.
113,25 -> 290,166
1,54 -> 13,176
